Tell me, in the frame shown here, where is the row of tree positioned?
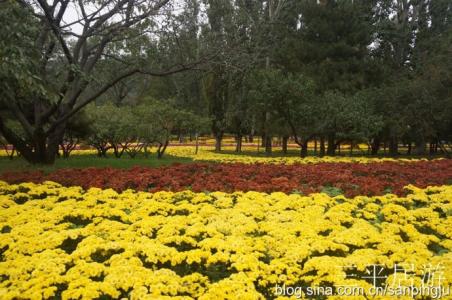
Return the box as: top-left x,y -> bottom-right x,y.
12,100 -> 206,159
111,0 -> 451,157
167,0 -> 451,157
0,0 -> 451,163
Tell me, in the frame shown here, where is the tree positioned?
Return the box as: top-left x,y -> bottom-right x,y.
271,72 -> 317,157
370,0 -> 452,155
0,0 -> 208,164
60,113 -> 90,158
318,91 -> 382,155
135,99 -> 207,158
85,104 -> 130,158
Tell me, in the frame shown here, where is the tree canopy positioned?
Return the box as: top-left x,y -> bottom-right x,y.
1,0 -> 451,163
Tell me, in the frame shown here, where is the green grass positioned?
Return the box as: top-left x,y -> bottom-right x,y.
0,154 -> 194,174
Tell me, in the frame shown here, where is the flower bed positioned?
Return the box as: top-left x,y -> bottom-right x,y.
166,147 -> 444,165
0,145 -> 444,165
2,160 -> 452,197
0,181 -> 451,299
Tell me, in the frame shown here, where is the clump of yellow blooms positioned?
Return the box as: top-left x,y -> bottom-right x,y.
0,146 -> 440,165
166,146 -> 440,164
0,181 -> 451,299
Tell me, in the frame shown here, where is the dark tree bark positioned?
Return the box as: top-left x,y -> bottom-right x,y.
195,133 -> 199,154
214,133 -> 223,152
235,134 -> 242,153
407,143 -> 412,155
157,140 -> 169,159
326,133 -> 336,156
125,142 -> 143,158
389,136 -> 399,156
371,137 -> 380,155
60,135 -> 78,158
261,134 -> 266,147
300,140 -> 308,157
264,135 -> 272,155
282,136 -> 288,154
320,137 -> 325,157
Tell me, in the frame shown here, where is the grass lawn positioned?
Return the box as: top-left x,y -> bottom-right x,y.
0,153 -> 194,174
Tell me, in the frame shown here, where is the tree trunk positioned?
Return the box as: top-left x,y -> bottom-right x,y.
195,133 -> 199,154
413,139 -> 426,155
320,137 -> 325,157
282,136 -> 288,154
389,137 -> 398,156
257,136 -> 260,153
111,143 -> 126,158
157,140 -> 169,159
429,140 -> 438,155
235,135 -> 242,153
265,135 -> 272,156
8,124 -> 66,164
371,137 -> 380,155
326,133 -> 336,156
93,141 -> 110,157
214,134 -> 222,152
300,140 -> 308,158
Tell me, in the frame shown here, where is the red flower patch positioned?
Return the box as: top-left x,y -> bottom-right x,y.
1,160 -> 452,196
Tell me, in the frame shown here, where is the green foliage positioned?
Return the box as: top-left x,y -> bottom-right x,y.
84,99 -> 209,158
318,91 -> 383,142
296,0 -> 377,93
321,186 -> 344,197
0,1 -> 47,105
0,1 -> 55,165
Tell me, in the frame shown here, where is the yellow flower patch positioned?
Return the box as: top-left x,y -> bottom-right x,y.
0,146 -> 441,165
166,147 -> 440,164
0,182 -> 451,299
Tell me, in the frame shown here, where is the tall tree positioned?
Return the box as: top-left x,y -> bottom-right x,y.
0,0 -> 208,164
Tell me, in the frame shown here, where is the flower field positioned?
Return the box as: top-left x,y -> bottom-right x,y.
1,152 -> 452,299
2,160 -> 452,197
0,145 -> 442,165
164,146 -> 443,165
2,0 -> 451,297
1,181 -> 451,299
